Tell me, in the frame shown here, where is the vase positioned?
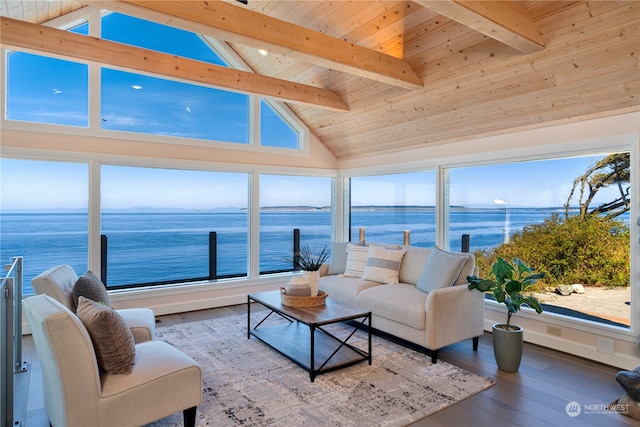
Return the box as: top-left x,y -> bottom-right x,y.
492,323 -> 523,373
285,276 -> 311,296
303,270 -> 320,297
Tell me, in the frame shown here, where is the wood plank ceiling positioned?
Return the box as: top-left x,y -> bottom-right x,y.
1,0 -> 638,160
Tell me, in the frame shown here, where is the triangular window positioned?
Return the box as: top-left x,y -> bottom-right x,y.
101,13 -> 227,66
260,100 -> 299,149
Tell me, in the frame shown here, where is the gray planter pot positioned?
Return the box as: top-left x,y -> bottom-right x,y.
492,323 -> 523,373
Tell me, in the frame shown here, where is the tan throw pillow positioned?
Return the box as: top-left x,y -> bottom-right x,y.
72,270 -> 110,310
343,244 -> 369,277
416,246 -> 469,293
76,296 -> 135,375
362,245 -> 407,284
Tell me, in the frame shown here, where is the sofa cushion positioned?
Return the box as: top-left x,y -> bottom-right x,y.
416,247 -> 469,293
362,245 -> 406,284
357,284 -> 427,330
328,241 -> 364,275
398,246 -> 432,285
343,244 -> 369,277
366,242 -> 403,250
454,252 -> 477,285
318,275 -> 383,306
76,296 -> 136,375
72,270 -> 110,310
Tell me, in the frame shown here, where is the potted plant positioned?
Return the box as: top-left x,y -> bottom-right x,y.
291,243 -> 330,297
467,257 -> 544,372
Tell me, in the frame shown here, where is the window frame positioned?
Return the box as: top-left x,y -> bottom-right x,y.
340,134 -> 639,343
0,9 -> 309,154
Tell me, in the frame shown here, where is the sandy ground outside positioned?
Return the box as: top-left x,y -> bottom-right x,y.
535,286 -> 631,326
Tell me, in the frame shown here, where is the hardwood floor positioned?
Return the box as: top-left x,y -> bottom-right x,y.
16,304 -> 638,427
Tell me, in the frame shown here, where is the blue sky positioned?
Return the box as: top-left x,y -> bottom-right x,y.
351,155 -> 620,209
0,154 -> 622,210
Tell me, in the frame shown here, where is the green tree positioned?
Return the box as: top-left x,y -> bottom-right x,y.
475,214 -> 630,287
476,153 -> 631,288
565,152 -> 630,220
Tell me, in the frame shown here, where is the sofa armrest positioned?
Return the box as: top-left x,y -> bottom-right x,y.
424,284 -> 485,350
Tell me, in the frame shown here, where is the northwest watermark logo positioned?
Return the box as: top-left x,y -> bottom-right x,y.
565,400 -> 630,417
565,401 -> 581,417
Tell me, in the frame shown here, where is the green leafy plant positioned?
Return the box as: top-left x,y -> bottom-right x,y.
474,214 -> 629,287
467,258 -> 544,329
291,243 -> 330,271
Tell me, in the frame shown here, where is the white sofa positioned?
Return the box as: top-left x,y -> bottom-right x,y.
318,243 -> 484,363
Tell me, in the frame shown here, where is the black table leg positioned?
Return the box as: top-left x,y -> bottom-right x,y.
247,295 -> 251,339
310,324 -> 316,382
367,314 -> 372,364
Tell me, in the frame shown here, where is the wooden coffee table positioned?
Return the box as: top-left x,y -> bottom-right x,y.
247,290 -> 372,382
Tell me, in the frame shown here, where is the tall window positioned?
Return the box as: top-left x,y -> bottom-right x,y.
350,172 -> 436,246
0,159 -> 89,294
101,166 -> 248,287
259,175 -> 332,273
448,154 -> 631,328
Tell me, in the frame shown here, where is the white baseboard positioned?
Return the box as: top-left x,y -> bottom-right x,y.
149,294 -> 250,316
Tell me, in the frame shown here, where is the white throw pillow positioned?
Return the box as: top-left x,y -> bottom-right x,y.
362,245 -> 407,284
416,246 -> 469,293
343,244 -> 369,277
328,241 -> 364,275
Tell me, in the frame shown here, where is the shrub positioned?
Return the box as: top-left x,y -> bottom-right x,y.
474,214 -> 630,287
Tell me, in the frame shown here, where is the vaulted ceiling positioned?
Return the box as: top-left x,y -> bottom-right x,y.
1,1 -> 638,159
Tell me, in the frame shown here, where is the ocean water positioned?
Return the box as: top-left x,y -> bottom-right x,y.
1,208 -> 628,294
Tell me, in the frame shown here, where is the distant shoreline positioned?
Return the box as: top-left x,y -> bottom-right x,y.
1,206 -> 580,213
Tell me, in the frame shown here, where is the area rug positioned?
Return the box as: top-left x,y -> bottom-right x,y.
145,312 -> 495,427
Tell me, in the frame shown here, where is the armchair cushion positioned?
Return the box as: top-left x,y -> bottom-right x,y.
72,270 -> 110,309
76,296 -> 136,375
32,264 -> 78,310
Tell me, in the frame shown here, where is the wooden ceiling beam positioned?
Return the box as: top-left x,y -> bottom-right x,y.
416,0 -> 545,54
93,0 -> 423,90
0,17 -> 348,112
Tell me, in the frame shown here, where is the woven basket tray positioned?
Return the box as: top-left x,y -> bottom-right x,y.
280,289 -> 328,307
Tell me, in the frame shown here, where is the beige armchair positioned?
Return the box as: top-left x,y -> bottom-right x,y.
32,264 -> 155,343
24,294 -> 202,427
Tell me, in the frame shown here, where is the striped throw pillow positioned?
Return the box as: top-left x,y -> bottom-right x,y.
362,245 -> 407,284
343,244 -> 369,277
